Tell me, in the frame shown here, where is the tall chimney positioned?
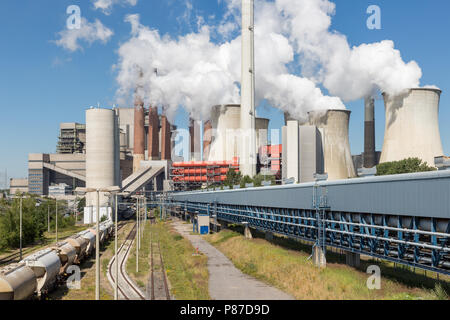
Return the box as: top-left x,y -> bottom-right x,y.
189,118 -> 201,161
148,106 -> 160,160
161,114 -> 171,160
240,0 -> 256,177
203,120 -> 212,161
364,97 -> 376,168
133,98 -> 145,172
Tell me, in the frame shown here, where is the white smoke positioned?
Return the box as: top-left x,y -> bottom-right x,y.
93,0 -> 138,15
54,17 -> 114,52
114,0 -> 424,121
115,14 -> 240,122
273,0 -> 422,100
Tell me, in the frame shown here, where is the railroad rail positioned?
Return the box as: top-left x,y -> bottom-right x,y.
149,231 -> 170,300
108,223 -> 146,300
158,170 -> 450,275
0,252 -> 21,267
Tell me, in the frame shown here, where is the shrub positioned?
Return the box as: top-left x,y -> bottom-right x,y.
376,158 -> 436,176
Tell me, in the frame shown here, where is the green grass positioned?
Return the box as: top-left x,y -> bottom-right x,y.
126,222 -> 152,289
156,221 -> 210,300
205,229 -> 449,300
125,218 -> 210,300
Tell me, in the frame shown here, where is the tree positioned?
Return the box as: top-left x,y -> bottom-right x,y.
253,173 -> 276,187
240,175 -> 253,188
77,197 -> 86,212
224,169 -> 242,187
376,157 -> 436,176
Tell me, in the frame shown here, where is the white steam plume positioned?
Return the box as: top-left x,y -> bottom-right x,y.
54,17 -> 113,52
273,0 -> 422,100
115,9 -> 343,122
115,0 -> 424,122
93,0 -> 138,15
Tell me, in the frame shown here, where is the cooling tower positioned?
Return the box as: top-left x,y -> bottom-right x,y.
86,108 -> 118,207
133,100 -> 145,172
308,110 -> 356,180
380,88 -> 444,166
208,105 -> 241,162
148,106 -> 160,160
256,118 -> 269,152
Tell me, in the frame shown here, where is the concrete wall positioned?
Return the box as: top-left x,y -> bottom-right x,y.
282,120 -> 300,182
115,108 -> 134,152
299,126 -> 323,183
10,178 -> 29,195
256,118 -> 269,153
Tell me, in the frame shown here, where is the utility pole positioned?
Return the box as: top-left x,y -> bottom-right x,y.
55,198 -> 58,243
115,193 -> 118,300
95,189 -> 100,300
47,202 -> 50,233
136,195 -> 139,273
19,196 -> 23,260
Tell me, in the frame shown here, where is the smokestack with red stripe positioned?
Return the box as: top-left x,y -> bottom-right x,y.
148,106 -> 160,160
161,114 -> 171,160
189,118 -> 201,161
133,98 -> 145,172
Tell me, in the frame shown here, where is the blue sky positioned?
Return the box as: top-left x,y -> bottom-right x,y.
1,0 -> 449,184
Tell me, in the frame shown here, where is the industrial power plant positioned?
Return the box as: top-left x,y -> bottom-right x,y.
2,0 -> 450,303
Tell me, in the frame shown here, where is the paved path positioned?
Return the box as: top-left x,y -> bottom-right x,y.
172,221 -> 294,300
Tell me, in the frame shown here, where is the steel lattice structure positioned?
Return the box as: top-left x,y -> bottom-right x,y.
157,170 -> 450,275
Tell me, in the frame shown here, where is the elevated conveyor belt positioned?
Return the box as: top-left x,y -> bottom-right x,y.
161,170 -> 450,275
122,166 -> 164,195
42,163 -> 86,182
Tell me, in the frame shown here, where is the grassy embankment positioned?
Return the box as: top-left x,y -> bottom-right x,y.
205,227 -> 449,300
126,217 -> 210,300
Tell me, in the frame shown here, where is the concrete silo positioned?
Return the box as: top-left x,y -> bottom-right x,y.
208,104 -> 241,162
308,110 -> 356,180
86,108 -> 119,207
380,88 -> 444,166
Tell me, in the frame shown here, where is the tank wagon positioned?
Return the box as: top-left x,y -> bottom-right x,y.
0,219 -> 116,300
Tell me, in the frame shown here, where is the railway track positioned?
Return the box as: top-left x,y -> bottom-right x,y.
0,252 -> 21,267
148,231 -> 171,300
107,223 -> 146,300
